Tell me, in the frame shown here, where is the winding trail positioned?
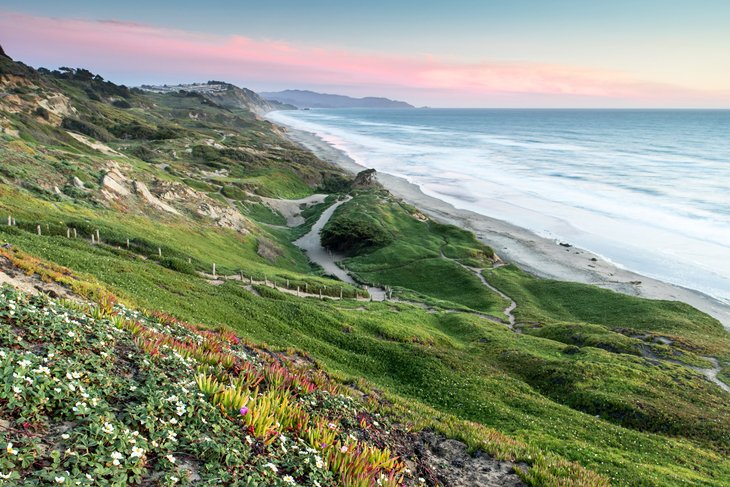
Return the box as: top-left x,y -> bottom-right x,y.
294,197 -> 386,301
439,250 -> 517,329
468,266 -> 517,329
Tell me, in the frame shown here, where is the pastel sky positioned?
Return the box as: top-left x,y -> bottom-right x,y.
2,1 -> 729,107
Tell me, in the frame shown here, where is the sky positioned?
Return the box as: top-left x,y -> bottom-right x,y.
1,1 -> 729,107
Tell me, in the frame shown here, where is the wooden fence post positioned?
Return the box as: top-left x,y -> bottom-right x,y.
36,225 -> 41,236
95,229 -> 100,242
66,228 -> 70,238
91,234 -> 95,244
73,228 -> 77,238
212,263 -> 216,278
158,247 -> 162,257
297,286 -> 300,297
6,215 -> 10,226
126,238 -> 130,249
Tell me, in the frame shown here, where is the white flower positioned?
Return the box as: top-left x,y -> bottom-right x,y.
61,434 -> 70,440
282,475 -> 295,485
315,456 -> 324,469
263,462 -> 278,473
54,476 -> 65,484
12,386 -> 21,394
67,331 -> 75,338
0,472 -> 11,479
130,446 -> 145,458
111,451 -> 123,466
6,443 -> 18,455
17,359 -> 32,367
170,476 -> 179,484
166,454 -> 176,464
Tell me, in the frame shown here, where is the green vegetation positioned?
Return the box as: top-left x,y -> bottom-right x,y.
0,55 -> 728,486
0,287 -> 407,485
325,193 -> 505,314
486,265 -> 729,360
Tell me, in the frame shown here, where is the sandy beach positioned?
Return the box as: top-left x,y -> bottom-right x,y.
271,118 -> 730,330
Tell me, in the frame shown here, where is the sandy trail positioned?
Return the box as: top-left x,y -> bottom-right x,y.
293,197 -> 387,301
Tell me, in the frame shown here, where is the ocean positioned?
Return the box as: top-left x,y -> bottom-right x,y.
268,108 -> 730,304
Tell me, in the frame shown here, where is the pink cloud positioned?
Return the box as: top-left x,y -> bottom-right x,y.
1,11 -> 726,106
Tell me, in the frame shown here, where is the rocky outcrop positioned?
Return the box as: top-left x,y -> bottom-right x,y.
71,177 -> 85,189
196,202 -> 250,234
133,181 -> 179,215
353,168 -> 378,188
101,167 -> 130,198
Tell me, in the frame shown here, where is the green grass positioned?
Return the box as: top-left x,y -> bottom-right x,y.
2,63 -> 729,486
237,200 -> 287,225
326,193 -> 505,314
486,265 -> 730,360
3,227 -> 729,485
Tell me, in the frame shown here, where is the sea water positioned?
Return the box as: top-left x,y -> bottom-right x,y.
268,109 -> 730,304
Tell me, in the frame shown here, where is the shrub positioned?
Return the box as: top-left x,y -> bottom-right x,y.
320,216 -> 392,254
60,117 -> 111,141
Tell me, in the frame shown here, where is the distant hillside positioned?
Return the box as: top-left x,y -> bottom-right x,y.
140,81 -> 295,114
260,89 -> 414,109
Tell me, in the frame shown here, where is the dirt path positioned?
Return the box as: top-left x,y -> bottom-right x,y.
641,347 -> 729,394
439,251 -> 517,329
294,197 -> 386,301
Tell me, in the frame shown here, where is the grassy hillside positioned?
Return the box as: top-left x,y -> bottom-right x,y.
1,52 -> 728,486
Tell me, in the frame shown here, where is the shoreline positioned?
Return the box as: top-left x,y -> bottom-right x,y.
268,115 -> 730,330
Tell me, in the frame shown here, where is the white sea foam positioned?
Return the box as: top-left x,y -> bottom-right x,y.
269,109 -> 730,304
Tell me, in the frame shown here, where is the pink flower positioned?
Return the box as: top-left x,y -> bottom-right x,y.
239,406 -> 249,416
320,442 -> 328,449
340,445 -> 348,453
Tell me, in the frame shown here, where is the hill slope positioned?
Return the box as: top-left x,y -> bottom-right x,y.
0,46 -> 729,486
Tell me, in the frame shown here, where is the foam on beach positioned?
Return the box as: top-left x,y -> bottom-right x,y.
269,108 -> 730,306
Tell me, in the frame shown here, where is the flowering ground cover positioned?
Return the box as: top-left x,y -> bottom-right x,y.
0,287 -> 409,485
